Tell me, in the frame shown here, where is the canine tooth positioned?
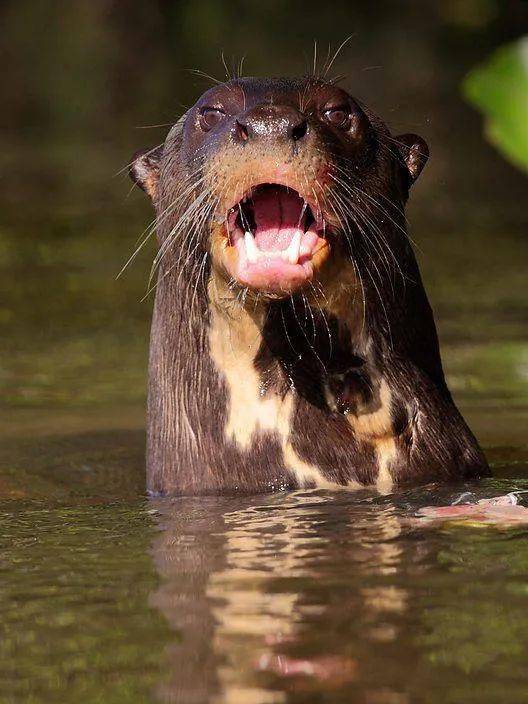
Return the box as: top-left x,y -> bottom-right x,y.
244,231 -> 260,263
285,230 -> 302,264
298,200 -> 308,229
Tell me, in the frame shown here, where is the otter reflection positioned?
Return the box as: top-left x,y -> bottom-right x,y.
148,491 -> 433,703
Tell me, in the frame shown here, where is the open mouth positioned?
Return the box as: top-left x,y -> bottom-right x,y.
223,184 -> 329,295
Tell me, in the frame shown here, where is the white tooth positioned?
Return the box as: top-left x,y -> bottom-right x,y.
244,231 -> 260,263
298,200 -> 308,229
285,230 -> 302,264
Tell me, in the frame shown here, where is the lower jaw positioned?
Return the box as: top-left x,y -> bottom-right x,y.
222,246 -> 330,297
234,260 -> 315,296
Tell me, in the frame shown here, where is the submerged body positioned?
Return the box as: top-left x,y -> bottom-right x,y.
130,76 -> 488,494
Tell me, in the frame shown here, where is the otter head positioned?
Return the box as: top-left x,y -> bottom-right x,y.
130,77 -> 428,300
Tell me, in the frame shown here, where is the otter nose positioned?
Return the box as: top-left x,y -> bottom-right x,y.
234,105 -> 308,144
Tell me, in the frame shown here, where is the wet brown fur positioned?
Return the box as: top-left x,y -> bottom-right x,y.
130,76 -> 489,495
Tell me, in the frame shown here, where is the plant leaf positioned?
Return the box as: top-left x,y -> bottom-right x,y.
463,36 -> 528,173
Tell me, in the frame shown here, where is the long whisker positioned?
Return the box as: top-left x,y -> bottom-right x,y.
142,196 -> 217,301
322,35 -> 356,78
330,193 -> 393,349
289,295 -> 327,373
118,168 -> 207,279
320,189 -> 366,335
329,183 -> 400,292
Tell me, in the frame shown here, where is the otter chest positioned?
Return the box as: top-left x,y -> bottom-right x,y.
208,308 -> 400,492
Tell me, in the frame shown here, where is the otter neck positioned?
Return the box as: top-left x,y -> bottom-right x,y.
206,272 -> 370,407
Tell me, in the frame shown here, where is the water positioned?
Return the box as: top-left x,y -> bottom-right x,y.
3,484 -> 528,704
2,2 -> 528,702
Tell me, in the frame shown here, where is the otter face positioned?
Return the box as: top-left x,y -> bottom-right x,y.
131,77 -> 428,299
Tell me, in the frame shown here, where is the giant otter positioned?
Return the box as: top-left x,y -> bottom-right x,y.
130,76 -> 489,495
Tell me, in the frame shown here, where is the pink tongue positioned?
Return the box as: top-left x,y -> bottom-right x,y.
252,188 -> 303,251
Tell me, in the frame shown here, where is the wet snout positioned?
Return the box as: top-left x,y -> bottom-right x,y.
207,102 -> 332,297
233,104 -> 309,145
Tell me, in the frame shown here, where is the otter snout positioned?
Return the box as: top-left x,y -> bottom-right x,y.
234,105 -> 309,145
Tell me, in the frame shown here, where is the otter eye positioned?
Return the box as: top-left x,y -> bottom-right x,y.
323,105 -> 351,130
199,107 -> 226,131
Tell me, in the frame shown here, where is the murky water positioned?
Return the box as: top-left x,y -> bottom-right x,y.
2,2 -> 528,702
3,480 -> 528,704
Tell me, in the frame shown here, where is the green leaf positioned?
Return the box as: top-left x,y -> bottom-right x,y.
463,36 -> 528,173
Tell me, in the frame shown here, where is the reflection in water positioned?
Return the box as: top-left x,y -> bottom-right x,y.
149,499 -> 224,704
206,494 -> 333,704
150,491 -> 419,704
149,484 -> 528,704
3,478 -> 528,702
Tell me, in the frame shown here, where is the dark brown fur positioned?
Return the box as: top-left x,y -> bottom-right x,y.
130,76 -> 489,495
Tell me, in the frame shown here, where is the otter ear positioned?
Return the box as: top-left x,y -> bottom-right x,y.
129,145 -> 163,200
395,133 -> 429,186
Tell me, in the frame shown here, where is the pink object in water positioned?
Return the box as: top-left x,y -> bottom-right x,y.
255,653 -> 358,683
416,494 -> 528,526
